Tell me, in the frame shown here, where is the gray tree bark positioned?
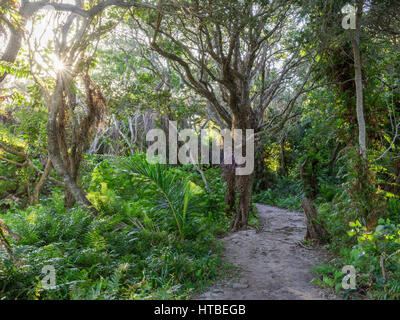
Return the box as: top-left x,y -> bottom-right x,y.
351,0 -> 367,161
47,78 -> 92,208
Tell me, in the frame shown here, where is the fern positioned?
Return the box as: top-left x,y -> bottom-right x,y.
121,156 -> 202,238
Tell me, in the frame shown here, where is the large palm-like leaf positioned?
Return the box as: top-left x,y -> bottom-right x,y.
121,156 -> 202,238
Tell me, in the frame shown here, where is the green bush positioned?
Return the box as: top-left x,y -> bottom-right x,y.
0,156 -> 230,300
314,197 -> 400,299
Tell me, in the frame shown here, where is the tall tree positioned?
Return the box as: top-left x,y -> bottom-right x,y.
146,0 -> 312,229
351,0 -> 367,161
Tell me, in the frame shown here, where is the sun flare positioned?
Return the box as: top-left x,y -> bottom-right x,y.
54,58 -> 65,72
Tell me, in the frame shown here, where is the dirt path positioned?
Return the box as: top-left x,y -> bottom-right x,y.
194,204 -> 336,300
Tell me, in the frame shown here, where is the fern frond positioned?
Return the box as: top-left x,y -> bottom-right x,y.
121,156 -> 202,238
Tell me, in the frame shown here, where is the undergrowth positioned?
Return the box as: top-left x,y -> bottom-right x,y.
0,155 -> 231,300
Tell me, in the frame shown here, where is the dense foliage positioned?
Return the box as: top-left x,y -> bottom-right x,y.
0,155 -> 232,299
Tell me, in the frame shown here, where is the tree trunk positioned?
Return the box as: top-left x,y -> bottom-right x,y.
231,173 -> 254,231
279,133 -> 288,176
300,158 -> 319,200
351,0 -> 367,161
30,158 -> 52,206
302,197 -> 329,244
47,78 -> 92,208
222,166 -> 236,214
230,111 -> 254,231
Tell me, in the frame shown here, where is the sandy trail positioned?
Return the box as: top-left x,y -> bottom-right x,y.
194,204 -> 335,300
